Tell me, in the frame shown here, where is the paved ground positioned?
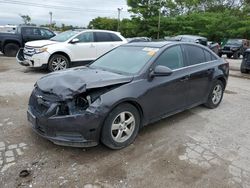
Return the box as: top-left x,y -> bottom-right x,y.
0,55 -> 250,188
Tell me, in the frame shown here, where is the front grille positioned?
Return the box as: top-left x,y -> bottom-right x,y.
24,46 -> 35,56
223,47 -> 231,51
37,125 -> 46,134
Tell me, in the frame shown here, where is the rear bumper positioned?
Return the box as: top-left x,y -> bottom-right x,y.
16,48 -> 50,68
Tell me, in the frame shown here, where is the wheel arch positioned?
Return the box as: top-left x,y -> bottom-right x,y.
216,76 -> 227,89
103,99 -> 144,130
49,51 -> 71,63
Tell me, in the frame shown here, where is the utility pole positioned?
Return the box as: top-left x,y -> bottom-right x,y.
117,8 -> 123,32
157,1 -> 162,40
49,12 -> 52,28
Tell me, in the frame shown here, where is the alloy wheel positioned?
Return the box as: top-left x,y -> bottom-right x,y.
51,57 -> 67,71
111,111 -> 135,143
212,84 -> 223,105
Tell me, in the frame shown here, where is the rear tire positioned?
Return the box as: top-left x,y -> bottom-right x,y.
48,54 -> 69,72
204,80 -> 224,109
240,63 -> 248,73
101,103 -> 140,150
4,43 -> 19,57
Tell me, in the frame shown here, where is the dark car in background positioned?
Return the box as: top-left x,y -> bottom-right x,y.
0,26 -> 55,57
241,49 -> 250,73
219,39 -> 249,59
127,37 -> 151,43
27,42 -> 229,149
167,35 -> 220,55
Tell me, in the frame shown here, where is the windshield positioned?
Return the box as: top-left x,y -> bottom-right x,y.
226,39 -> 242,46
90,46 -> 159,74
50,30 -> 79,42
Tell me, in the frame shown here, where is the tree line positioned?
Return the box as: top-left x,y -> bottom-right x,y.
88,0 -> 250,42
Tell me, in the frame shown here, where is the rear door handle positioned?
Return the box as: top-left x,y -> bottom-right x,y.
180,75 -> 189,82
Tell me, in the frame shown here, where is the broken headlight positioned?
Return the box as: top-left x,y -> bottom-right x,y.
56,103 -> 69,116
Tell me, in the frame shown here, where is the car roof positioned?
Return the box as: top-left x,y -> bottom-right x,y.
124,41 -> 174,48
176,35 -> 207,40
73,29 -> 121,35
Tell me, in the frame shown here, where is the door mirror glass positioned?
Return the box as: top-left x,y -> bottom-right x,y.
70,38 -> 80,44
150,65 -> 173,77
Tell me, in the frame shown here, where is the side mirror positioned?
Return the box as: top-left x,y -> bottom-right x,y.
70,38 -> 80,44
150,65 -> 173,78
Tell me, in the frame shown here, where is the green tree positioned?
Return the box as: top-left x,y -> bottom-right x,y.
88,17 -> 118,31
19,14 -> 31,25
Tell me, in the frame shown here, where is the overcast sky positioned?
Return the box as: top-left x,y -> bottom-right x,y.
0,0 -> 130,27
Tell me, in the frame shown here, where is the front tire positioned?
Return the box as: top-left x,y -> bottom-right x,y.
204,80 -> 224,109
48,54 -> 69,72
233,52 -> 240,59
101,103 -> 140,150
4,43 -> 19,57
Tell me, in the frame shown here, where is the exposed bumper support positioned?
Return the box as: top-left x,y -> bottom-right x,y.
16,48 -> 30,66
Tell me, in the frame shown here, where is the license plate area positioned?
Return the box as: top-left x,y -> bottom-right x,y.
24,55 -> 31,60
27,110 -> 36,127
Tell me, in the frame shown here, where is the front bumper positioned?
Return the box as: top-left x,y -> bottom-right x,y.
16,48 -> 50,68
27,107 -> 103,147
221,50 -> 234,55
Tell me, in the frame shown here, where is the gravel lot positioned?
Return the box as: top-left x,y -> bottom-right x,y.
0,54 -> 250,188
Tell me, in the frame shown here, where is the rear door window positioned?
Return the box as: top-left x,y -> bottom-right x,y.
155,45 -> 184,70
23,28 -> 41,36
94,32 -> 113,42
204,49 -> 217,61
183,45 -> 206,65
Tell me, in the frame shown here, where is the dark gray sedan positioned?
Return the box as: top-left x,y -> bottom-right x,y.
27,42 -> 229,149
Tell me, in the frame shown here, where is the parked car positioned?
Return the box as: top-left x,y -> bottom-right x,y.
241,49 -> 250,73
0,26 -> 55,57
127,37 -> 151,43
27,42 -> 229,149
208,41 -> 220,55
167,35 -> 220,55
219,39 -> 250,59
17,29 -> 127,72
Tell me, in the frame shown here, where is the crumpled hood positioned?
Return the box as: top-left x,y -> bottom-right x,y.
25,40 -> 58,48
36,67 -> 133,100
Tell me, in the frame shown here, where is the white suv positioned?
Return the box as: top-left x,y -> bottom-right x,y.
17,29 -> 127,71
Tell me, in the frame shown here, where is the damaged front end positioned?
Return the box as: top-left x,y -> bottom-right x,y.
28,85 -> 118,147
27,67 -> 133,147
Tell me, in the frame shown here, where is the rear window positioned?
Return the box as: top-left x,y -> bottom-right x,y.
110,33 -> 122,41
